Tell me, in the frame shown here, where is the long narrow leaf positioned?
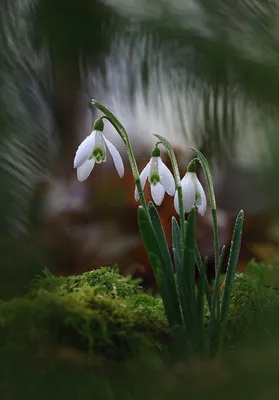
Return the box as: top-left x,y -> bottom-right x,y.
207,245 -> 226,354
195,242 -> 212,309
212,245 -> 226,322
221,210 -> 244,322
137,205 -> 182,327
197,260 -> 206,355
137,206 -> 161,278
148,202 -> 182,323
179,209 -> 197,343
183,209 -> 196,309
171,217 -> 183,267
172,217 -> 190,329
148,202 -> 174,276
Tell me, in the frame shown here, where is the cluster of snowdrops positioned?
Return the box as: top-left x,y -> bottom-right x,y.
72,100 -> 244,357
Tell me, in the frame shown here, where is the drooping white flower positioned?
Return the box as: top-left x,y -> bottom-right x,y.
73,129 -> 124,182
174,171 -> 207,216
134,149 -> 175,206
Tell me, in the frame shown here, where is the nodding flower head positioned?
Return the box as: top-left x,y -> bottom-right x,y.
135,147 -> 175,206
174,164 -> 207,216
73,120 -> 124,182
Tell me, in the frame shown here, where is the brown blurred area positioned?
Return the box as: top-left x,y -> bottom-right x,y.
2,0 -> 279,302
34,145 -> 279,291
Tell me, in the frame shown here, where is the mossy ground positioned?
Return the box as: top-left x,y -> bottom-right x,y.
0,267 -> 168,361
1,262 -> 279,398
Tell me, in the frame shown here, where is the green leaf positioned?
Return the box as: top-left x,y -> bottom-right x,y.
195,242 -> 212,310
217,211 -> 244,356
196,260 -> 206,355
137,206 -> 161,276
171,217 -> 183,268
172,217 -> 190,328
148,202 -> 174,276
207,244 -> 226,353
176,208 -> 197,337
148,203 -> 182,325
221,210 -> 244,322
211,245 -> 226,322
183,208 -> 196,304
137,205 -> 182,327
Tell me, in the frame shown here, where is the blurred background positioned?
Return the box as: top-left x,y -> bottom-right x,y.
1,0 -> 279,298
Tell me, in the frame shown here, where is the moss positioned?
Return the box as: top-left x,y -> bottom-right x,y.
30,266 -> 141,297
1,262 -> 279,365
0,267 -> 168,361
2,264 -> 279,398
226,265 -> 279,347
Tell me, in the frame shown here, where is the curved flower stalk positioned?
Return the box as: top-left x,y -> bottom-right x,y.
73,123 -> 124,182
91,99 -> 148,213
134,147 -> 176,206
153,134 -> 186,243
174,164 -> 207,216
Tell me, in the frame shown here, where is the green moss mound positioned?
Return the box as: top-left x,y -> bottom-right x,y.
1,262 -> 279,364
1,263 -> 279,397
0,267 -> 168,360
226,261 -> 279,347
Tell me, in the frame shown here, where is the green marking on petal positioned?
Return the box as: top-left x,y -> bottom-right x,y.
93,147 -> 106,163
195,192 -> 201,204
150,173 -> 160,185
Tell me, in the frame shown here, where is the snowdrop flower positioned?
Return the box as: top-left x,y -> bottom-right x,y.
174,167 -> 207,216
73,123 -> 124,182
134,147 -> 175,206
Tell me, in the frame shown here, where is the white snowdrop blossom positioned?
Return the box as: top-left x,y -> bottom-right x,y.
134,154 -> 175,206
174,172 -> 207,216
73,130 -> 124,182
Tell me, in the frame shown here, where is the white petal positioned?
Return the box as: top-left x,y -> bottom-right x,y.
74,132 -> 96,169
181,172 -> 196,213
193,175 -> 207,216
151,183 -> 165,206
134,161 -> 151,201
157,157 -> 176,196
77,159 -> 95,182
104,137 -> 124,177
174,190 -> 180,214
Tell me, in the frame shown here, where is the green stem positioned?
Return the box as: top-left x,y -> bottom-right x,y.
212,209 -> 220,286
153,134 -> 185,243
177,186 -> 185,244
91,100 -> 148,213
135,177 -> 148,212
191,149 -> 220,289
191,148 -> 222,354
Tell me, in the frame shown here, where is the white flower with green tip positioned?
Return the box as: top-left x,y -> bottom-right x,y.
73,123 -> 124,182
135,147 -> 175,206
174,164 -> 207,216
